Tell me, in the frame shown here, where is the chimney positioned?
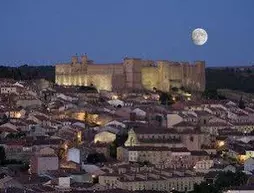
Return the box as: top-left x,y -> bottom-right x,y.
130,112 -> 136,121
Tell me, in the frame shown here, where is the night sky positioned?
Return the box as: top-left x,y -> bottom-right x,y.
0,0 -> 254,66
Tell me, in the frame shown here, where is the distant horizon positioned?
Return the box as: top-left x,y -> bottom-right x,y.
0,56 -> 254,68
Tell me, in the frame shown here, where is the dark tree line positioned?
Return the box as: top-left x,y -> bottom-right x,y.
158,91 -> 174,106
86,153 -> 107,164
110,134 -> 128,158
206,68 -> 254,93
1,65 -> 254,94
202,89 -> 227,100
0,65 -> 55,82
191,171 -> 248,193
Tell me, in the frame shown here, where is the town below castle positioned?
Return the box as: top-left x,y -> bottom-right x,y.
0,65 -> 253,192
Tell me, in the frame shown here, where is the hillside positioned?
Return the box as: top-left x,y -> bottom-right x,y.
0,65 -> 55,82
1,65 -> 254,93
206,67 -> 254,93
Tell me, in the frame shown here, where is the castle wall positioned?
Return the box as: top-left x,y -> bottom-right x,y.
141,67 -> 159,90
112,74 -> 125,91
87,74 -> 112,91
157,61 -> 170,92
87,64 -> 123,74
86,63 -> 124,91
123,59 -> 135,89
55,56 -> 206,92
195,61 -> 206,91
124,58 -> 154,90
168,63 -> 183,80
181,61 -> 206,91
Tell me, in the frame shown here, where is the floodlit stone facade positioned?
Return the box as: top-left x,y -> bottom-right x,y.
55,55 -> 206,92
99,163 -> 204,192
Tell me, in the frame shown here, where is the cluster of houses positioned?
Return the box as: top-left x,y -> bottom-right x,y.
0,78 -> 254,192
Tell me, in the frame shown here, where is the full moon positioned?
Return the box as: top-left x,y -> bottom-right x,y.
192,28 -> 208,46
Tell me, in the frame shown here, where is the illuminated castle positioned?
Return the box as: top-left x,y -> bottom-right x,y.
55,55 -> 206,92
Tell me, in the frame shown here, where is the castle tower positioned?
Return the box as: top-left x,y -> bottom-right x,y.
81,54 -> 88,64
81,54 -> 88,73
157,61 -> 171,92
71,55 -> 79,64
123,58 -> 144,91
181,62 -> 190,89
194,61 -> 206,91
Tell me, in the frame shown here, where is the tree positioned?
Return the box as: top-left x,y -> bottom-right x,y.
191,171 -> 248,193
202,89 -> 226,100
206,68 -> 254,93
215,171 -> 248,191
192,182 -> 218,193
20,162 -> 30,172
238,96 -> 245,109
171,87 -> 179,92
0,114 -> 8,125
202,89 -> 218,99
87,153 -> 106,164
93,176 -> 99,184
143,161 -> 151,165
180,86 -> 186,91
159,92 -> 174,105
109,134 -> 128,159
0,146 -> 6,165
246,68 -> 252,74
109,140 -> 117,158
5,132 -> 26,139
115,134 -> 128,146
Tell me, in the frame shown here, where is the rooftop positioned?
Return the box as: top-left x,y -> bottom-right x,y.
126,146 -> 171,151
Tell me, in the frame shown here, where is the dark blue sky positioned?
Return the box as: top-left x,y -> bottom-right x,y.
0,0 -> 254,66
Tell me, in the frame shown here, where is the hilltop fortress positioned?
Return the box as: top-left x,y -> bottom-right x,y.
55,55 -> 206,92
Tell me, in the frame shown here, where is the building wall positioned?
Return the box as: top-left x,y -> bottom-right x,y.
99,174 -> 204,192
71,174 -> 93,183
30,156 -> 59,174
58,177 -> 71,188
55,56 -> 206,92
117,147 -> 129,161
181,134 -> 208,151
244,158 -> 254,173
16,99 -> 42,108
141,67 -> 159,90
0,87 -> 17,94
118,176 -> 203,192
